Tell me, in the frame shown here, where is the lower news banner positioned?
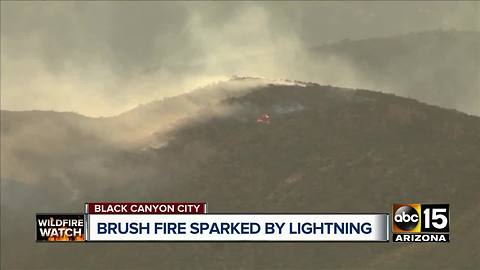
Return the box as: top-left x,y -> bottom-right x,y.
36,214 -> 85,242
85,214 -> 389,242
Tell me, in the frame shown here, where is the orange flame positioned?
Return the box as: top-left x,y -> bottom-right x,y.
47,227 -> 84,242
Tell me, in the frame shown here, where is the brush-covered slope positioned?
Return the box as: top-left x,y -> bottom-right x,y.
2,81 -> 480,269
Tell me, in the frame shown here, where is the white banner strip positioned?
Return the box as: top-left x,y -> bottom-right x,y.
87,214 -> 389,242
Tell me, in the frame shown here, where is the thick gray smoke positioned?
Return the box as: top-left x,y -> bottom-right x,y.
1,1 -> 478,116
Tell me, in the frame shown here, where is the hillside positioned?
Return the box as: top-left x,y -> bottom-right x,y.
2,81 -> 480,269
309,30 -> 480,115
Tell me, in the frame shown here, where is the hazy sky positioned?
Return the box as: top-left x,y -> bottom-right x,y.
1,1 -> 478,116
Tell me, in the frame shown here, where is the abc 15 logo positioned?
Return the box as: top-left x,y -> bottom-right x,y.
392,204 -> 449,233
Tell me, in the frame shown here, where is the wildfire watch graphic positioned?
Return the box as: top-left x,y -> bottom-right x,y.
36,214 -> 85,242
392,204 -> 449,242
